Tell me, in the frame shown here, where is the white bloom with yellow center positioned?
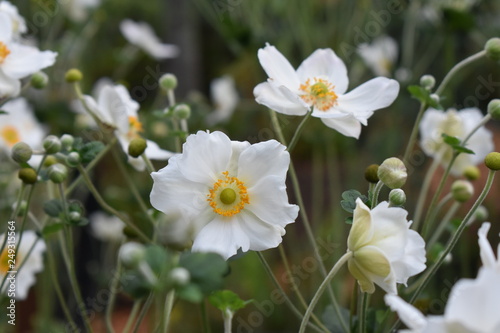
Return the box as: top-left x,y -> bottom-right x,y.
119,19 -> 180,60
83,84 -> 174,171
0,12 -> 57,98
385,222 -> 500,333
357,35 -> 398,77
0,1 -> 27,37
150,130 -> 299,260
0,230 -> 46,300
89,211 -> 126,242
206,76 -> 239,126
419,108 -> 494,176
253,44 -> 400,138
347,198 -> 426,294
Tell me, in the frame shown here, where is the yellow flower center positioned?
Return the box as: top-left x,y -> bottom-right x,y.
1,126 -> 20,147
127,116 -> 143,139
299,78 -> 338,111
207,171 -> 249,217
0,248 -> 19,274
0,42 -> 10,64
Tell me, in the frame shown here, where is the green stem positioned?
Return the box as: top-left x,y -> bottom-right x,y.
132,294 -> 154,333
412,157 -> 440,231
141,153 -> 156,174
370,181 -> 384,208
427,201 -> 460,250
162,291 -> 176,333
287,111 -> 312,153
201,301 -> 212,333
299,251 -> 353,333
403,103 -> 427,164
358,292 -> 369,333
223,309 -> 233,333
105,258 -> 123,333
122,300 -> 143,333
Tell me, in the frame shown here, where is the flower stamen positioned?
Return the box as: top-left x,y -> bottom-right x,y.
127,116 -> 143,139
299,77 -> 338,111
208,171 -> 249,217
0,42 -> 10,64
1,126 -> 20,147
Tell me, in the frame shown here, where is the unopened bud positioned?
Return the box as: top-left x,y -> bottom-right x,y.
128,138 -> 147,158
474,205 -> 489,221
485,38 -> 500,61
389,189 -> 406,207
170,267 -> 190,286
65,68 -> 83,83
43,135 -> 61,154
377,157 -> 407,189
484,152 -> 500,171
48,163 -> 68,183
173,104 -> 191,119
31,72 -> 49,89
430,93 -> 440,104
43,155 -> 58,167
420,75 -> 435,90
451,180 -> 474,202
60,134 -> 75,151
66,152 -> 81,167
463,165 -> 480,181
69,211 -> 81,223
119,242 -> 146,268
11,142 -> 33,164
159,73 -> 178,91
487,99 -> 500,120
18,168 -> 37,184
364,164 -> 379,183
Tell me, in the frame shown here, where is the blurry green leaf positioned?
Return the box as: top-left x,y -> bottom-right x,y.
43,199 -> 63,217
42,223 -> 64,236
208,290 -> 252,313
407,85 -> 442,109
443,8 -> 475,32
176,284 -> 203,303
322,305 -> 351,333
345,217 -> 353,224
0,110 -> 8,115
442,134 -> 474,154
340,190 -> 367,213
180,252 -> 228,296
78,141 -> 105,164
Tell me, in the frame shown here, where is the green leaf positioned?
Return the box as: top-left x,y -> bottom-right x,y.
42,223 -> 64,236
407,85 -> 442,109
78,141 -> 105,164
321,305 -> 351,333
0,110 -> 8,115
441,133 -> 475,155
179,252 -> 229,296
340,190 -> 368,213
345,217 -> 353,225
43,199 -> 63,217
208,290 -> 252,313
176,284 -> 204,303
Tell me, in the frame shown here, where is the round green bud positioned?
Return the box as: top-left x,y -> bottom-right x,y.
128,138 -> 147,158
451,180 -> 474,202
364,164 -> 379,183
18,168 -> 38,184
485,38 -> 500,61
66,152 -> 81,167
474,205 -> 489,221
487,99 -> 500,120
43,155 -> 58,167
119,242 -> 146,268
60,134 -> 74,151
389,189 -> 406,207
43,135 -> 62,154
65,68 -> 83,83
48,163 -> 68,183
68,211 -> 81,223
11,142 -> 33,164
484,152 -> 500,171
377,157 -> 407,189
173,104 -> 191,119
159,73 -> 178,90
430,93 -> 440,104
30,71 -> 49,89
169,267 -> 190,286
463,165 -> 480,181
420,74 -> 435,90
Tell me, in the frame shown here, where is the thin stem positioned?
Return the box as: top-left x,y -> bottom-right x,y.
223,309 -> 233,333
427,201 -> 460,250
462,114 -> 491,144
403,103 -> 427,164
370,181 -> 384,208
299,251 -> 353,333
287,111 -> 312,153
412,157 -> 440,230
435,50 -> 486,95
122,300 -> 143,333
358,292 -> 369,333
141,153 -> 156,174
132,294 -> 154,333
105,258 -> 123,333
162,291 -> 176,333
201,301 -> 212,333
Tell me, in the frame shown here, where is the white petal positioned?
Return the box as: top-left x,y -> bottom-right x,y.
245,175 -> 299,228
237,210 -> 285,251
320,115 -> 362,138
3,43 -> 57,79
392,229 -> 427,285
257,44 -> 300,90
369,202 -> 408,258
0,68 -> 20,98
0,12 -> 13,41
296,48 -> 349,94
175,131 -> 232,184
384,294 -> 428,331
459,108 -> 494,166
254,82 -> 308,116
144,139 -> 175,160
348,198 -> 374,251
192,216 -> 249,260
478,222 -> 497,268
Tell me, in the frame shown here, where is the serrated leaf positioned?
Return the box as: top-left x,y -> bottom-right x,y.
340,190 -> 367,213
43,199 -> 63,217
209,290 -> 252,313
78,141 -> 105,164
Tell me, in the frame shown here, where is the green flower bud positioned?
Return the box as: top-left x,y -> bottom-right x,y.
451,180 -> 474,202
18,168 -> 38,184
43,155 -> 58,167
484,152 -> 500,171
43,135 -> 62,154
170,267 -> 190,286
463,165 -> 480,181
48,163 -> 68,183
159,73 -> 178,91
128,138 -> 147,158
474,205 -> 488,221
389,189 -> 406,207
65,68 -> 83,83
30,71 -> 49,89
68,211 -> 81,223
173,104 -> 191,119
60,134 -> 75,151
430,93 -> 440,104
485,38 -> 500,61
377,157 -> 407,189
66,152 -> 81,167
11,142 -> 33,164
420,74 -> 435,90
487,99 -> 500,120
364,164 -> 379,183
119,242 -> 146,268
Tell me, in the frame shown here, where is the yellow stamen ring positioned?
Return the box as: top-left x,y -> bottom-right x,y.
208,171 -> 249,217
0,42 -> 10,64
1,126 -> 20,147
299,77 -> 338,111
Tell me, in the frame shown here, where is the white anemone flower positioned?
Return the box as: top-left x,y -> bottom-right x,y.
89,212 -> 126,242
0,230 -> 46,300
0,12 -> 57,99
347,198 -> 426,294
0,1 -> 27,37
206,76 -> 239,126
253,44 -> 400,139
150,130 -> 299,260
419,108 -> 494,176
119,19 -> 179,60
83,84 -> 174,171
0,98 -> 46,166
357,35 -> 398,77
385,222 -> 500,333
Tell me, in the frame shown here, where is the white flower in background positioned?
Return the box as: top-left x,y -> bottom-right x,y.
0,1 -> 27,37
0,98 -> 46,165
83,84 -> 174,171
150,130 -> 299,260
0,230 -> 46,300
357,35 -> 398,77
89,211 -> 126,242
253,44 -> 399,138
71,77 -> 113,128
206,76 -> 239,126
419,108 -> 494,176
347,198 -> 426,294
0,12 -> 57,99
62,0 -> 101,22
119,19 -> 180,60
385,222 -> 500,332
